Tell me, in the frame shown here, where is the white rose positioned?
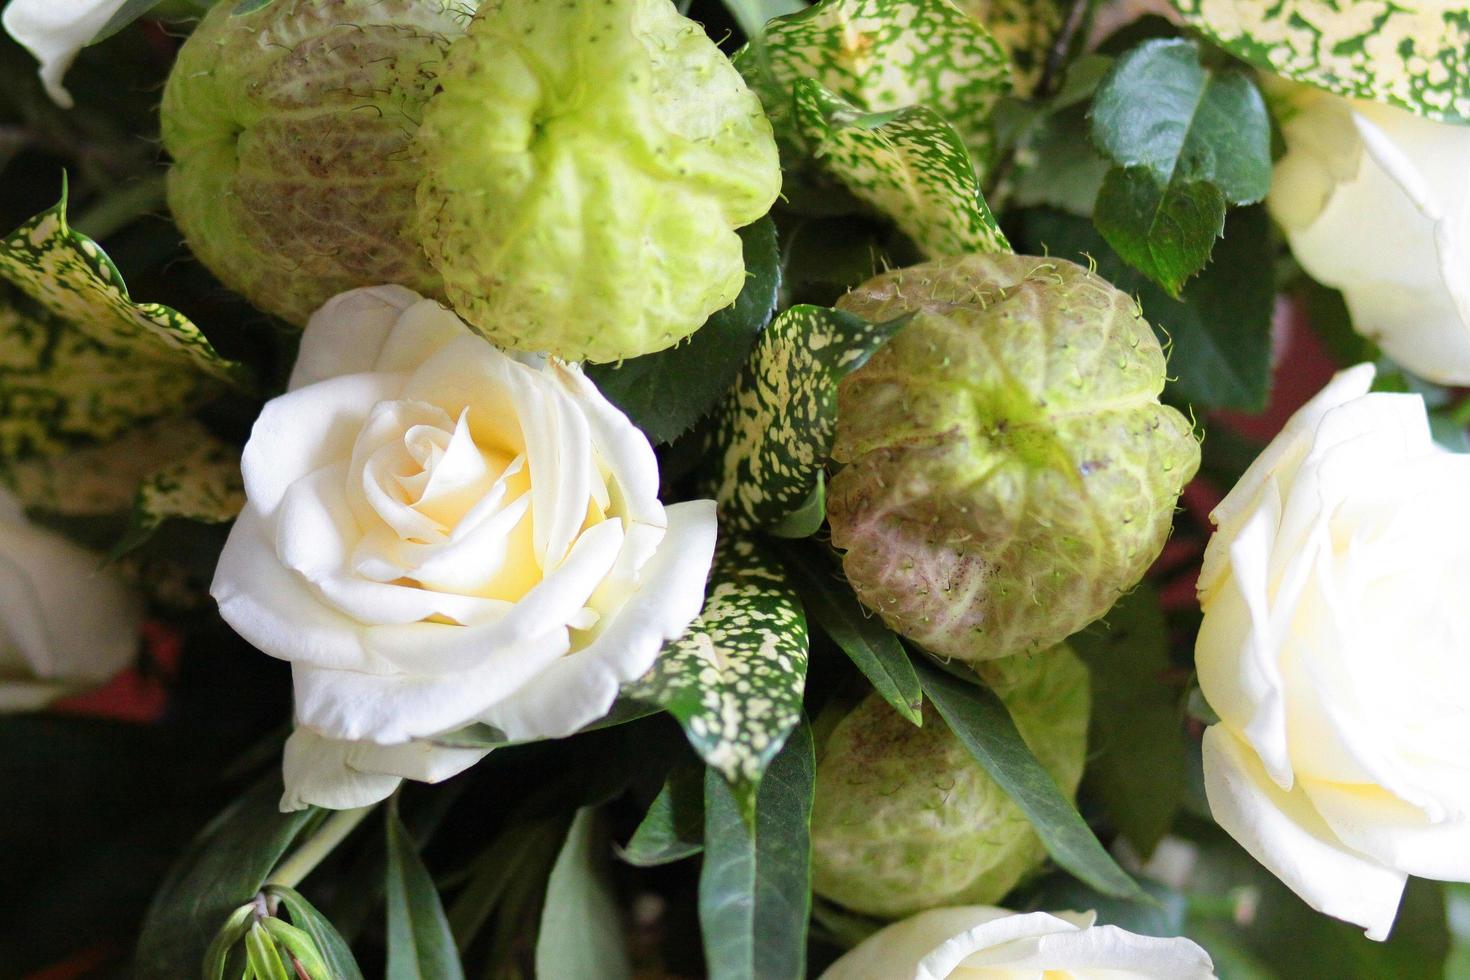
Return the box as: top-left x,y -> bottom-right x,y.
1197,363 -> 1470,940
0,488 -> 142,708
1,0 -> 131,108
820,906 -> 1215,980
210,286 -> 717,811
1268,83 -> 1470,384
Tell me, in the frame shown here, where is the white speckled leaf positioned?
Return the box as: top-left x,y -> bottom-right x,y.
128,435 -> 246,543
794,80 -> 1010,258
628,536 -> 809,819
0,189 -> 242,460
742,0 -> 1013,165
711,303 -> 907,530
952,0 -> 1059,93
1172,0 -> 1470,122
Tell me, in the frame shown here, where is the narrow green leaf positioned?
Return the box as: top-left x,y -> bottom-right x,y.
137,775 -> 318,978
629,536 -> 809,818
782,546 -> 922,726
246,921 -> 292,980
1069,584 -> 1187,857
260,917 -> 330,980
266,885 -> 366,980
699,721 -> 815,980
385,811 -> 465,980
535,808 -> 632,980
203,904 -> 255,980
621,764 -> 706,868
914,658 -> 1146,901
1171,0 -> 1470,122
445,817 -> 568,954
587,218 -> 781,445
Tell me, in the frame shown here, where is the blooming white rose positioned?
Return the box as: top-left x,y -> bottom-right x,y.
211,285 -> 717,810
0,488 -> 142,708
820,906 -> 1215,980
1197,363 -> 1470,940
2,0 -> 131,108
1269,84 -> 1470,384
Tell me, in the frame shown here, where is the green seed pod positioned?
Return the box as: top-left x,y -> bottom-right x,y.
415,0 -> 782,363
829,254 -> 1199,662
161,0 -> 472,325
811,646 -> 1090,918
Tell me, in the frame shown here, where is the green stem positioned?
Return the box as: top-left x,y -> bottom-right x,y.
72,172 -> 168,241
266,806 -> 375,890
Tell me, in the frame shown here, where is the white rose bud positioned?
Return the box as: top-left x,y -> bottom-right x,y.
210,286 -> 717,810
1197,363 -> 1470,940
1269,83 -> 1470,384
0,489 -> 142,708
820,906 -> 1215,980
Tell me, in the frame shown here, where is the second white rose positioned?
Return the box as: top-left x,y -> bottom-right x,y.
1269,83 -> 1470,384
211,286 -> 717,810
1197,364 -> 1470,940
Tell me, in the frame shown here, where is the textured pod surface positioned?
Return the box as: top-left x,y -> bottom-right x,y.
811,646 -> 1090,918
829,254 -> 1199,661
162,0 -> 470,325
415,0 -> 781,363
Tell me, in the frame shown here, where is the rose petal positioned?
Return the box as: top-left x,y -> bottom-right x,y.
477,499 -> 717,741
1202,725 -> 1406,941
1,0 -> 131,108
1303,779 -> 1470,882
280,728 -> 405,812
289,285 -> 423,390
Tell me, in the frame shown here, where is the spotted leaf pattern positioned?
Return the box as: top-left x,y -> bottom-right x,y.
711,304 -> 907,531
0,189 -> 242,460
740,0 -> 1013,167
628,536 -> 809,819
1172,0 -> 1470,122
794,80 -> 1010,258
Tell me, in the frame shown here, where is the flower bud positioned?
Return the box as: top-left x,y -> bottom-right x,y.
161,0 -> 472,325
811,646 -> 1090,918
828,254 -> 1199,661
414,0 -> 781,363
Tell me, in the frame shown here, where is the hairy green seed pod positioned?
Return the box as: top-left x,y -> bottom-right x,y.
811,646 -> 1090,918
161,0 -> 472,325
415,0 -> 782,363
828,254 -> 1199,662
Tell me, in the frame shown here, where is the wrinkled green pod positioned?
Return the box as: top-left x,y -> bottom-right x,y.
415,0 -> 781,363
162,0 -> 471,325
812,646 -> 1090,917
829,254 -> 1199,662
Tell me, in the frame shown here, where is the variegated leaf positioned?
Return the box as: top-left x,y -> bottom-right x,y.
793,80 -> 1010,258
1172,0 -> 1470,122
741,0 -> 1013,167
1,418 -> 212,516
627,536 -> 809,819
112,435 -> 247,555
710,304 -> 906,530
954,0 -> 1059,94
0,189 -> 243,460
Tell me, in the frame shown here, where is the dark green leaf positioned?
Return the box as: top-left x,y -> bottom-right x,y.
1014,206 -> 1273,412
914,658 -> 1146,901
587,218 -> 780,444
1089,38 -> 1270,294
266,885 -> 366,980
385,810 -> 464,980
699,721 -> 815,980
136,775 -> 318,978
535,808 -> 632,980
1069,583 -> 1187,856
445,817 -> 569,954
1093,167 -> 1225,297
629,535 -> 809,818
621,764 -> 705,868
782,545 -> 922,726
